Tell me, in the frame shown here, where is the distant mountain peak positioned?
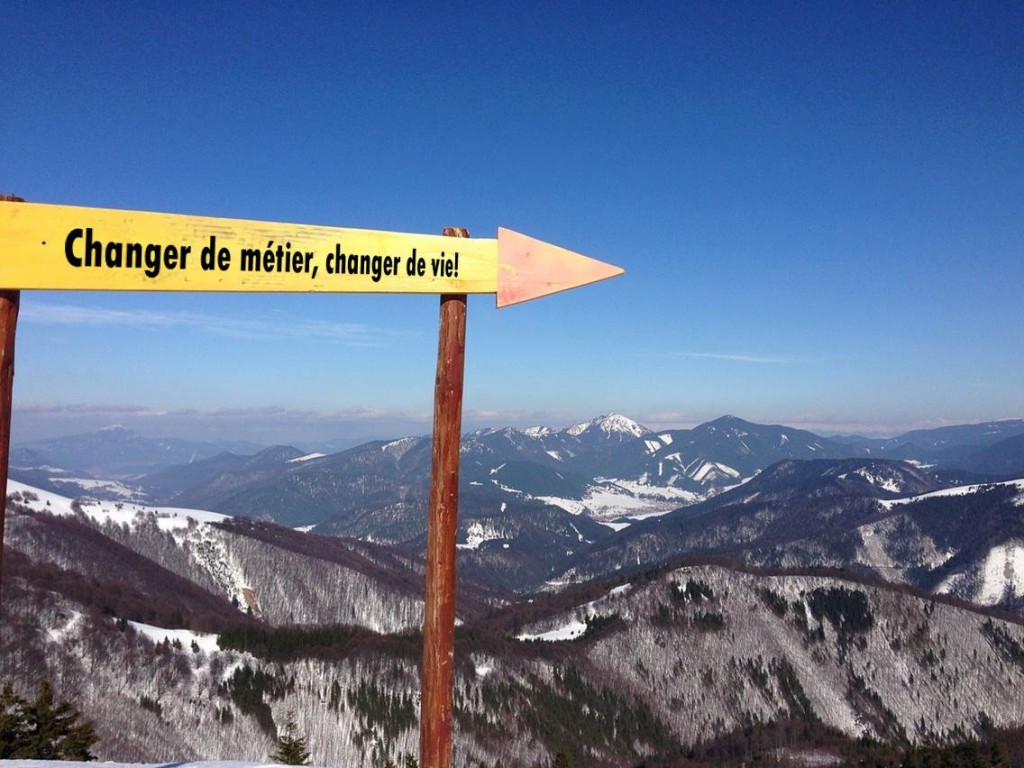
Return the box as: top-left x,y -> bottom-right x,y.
566,413 -> 650,439
704,414 -> 757,429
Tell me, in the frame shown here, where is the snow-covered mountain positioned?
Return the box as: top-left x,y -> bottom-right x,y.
4,481 -> 441,632
131,414 -> 869,533
557,463 -> 1024,614
6,530 -> 1024,767
872,479 -> 1024,607
13,415 -> 1024,598
564,412 -> 650,440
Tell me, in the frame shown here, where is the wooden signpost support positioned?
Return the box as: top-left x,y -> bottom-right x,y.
0,195 -> 23,604
0,199 -> 623,767
0,288 -> 17,604
421,228 -> 469,768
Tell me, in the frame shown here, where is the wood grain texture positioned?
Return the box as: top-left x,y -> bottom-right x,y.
0,194 -> 24,606
419,228 -> 469,768
0,291 -> 16,604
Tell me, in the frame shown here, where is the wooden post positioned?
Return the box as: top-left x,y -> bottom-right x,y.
420,227 -> 469,768
0,194 -> 23,603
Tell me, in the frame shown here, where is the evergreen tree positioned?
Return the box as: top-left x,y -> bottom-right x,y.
0,680 -> 98,760
0,683 -> 30,753
270,710 -> 311,765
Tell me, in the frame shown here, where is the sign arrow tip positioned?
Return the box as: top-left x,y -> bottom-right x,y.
496,228 -> 624,308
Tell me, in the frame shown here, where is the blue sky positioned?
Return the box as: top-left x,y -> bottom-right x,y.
3,1 -> 1022,445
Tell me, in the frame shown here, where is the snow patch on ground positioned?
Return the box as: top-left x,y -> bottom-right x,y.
287,452 -> 325,463
516,582 -> 633,641
530,494 -> 585,515
177,524 -> 251,606
46,610 -> 83,643
475,664 -> 493,678
852,467 -> 902,493
128,620 -> 220,654
837,467 -> 905,493
936,540 -> 1024,604
49,477 -> 141,499
978,542 -> 1024,605
881,479 -> 1024,509
531,477 -> 701,523
380,437 -> 420,459
584,487 -> 657,512
690,460 -> 740,482
597,520 -> 632,531
856,525 -> 899,574
456,521 -> 506,550
517,618 -> 589,642
8,480 -> 228,530
603,477 -> 697,501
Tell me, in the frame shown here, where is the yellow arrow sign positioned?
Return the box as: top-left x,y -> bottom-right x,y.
0,202 -> 623,307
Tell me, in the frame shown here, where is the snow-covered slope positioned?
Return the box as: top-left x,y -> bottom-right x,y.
515,564 -> 1024,751
565,413 -> 650,440
880,477 -> 1024,508
8,479 -> 228,529
6,481 -> 428,633
8,559 -> 1024,767
866,479 -> 1024,607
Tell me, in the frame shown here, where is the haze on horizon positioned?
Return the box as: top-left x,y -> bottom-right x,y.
12,403 -> 1024,451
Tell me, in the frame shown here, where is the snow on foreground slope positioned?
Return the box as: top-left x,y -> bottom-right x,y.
516,584 -> 631,641
513,564 -> 1024,748
7,478 -> 229,529
7,553 -> 1024,766
6,480 -> 425,633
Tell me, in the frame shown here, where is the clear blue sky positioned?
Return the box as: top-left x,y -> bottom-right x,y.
3,1 -> 1022,445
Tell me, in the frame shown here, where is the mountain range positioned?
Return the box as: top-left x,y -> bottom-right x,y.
6,413 -> 1024,764
5,481 -> 1024,766
12,414 -> 1024,597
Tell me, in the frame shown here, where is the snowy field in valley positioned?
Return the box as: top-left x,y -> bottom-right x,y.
7,479 -> 228,530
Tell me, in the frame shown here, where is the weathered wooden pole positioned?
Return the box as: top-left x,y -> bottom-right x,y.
0,194 -> 23,604
420,226 -> 469,768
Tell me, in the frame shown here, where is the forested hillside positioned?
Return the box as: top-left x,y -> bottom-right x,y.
6,503 -> 1024,768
